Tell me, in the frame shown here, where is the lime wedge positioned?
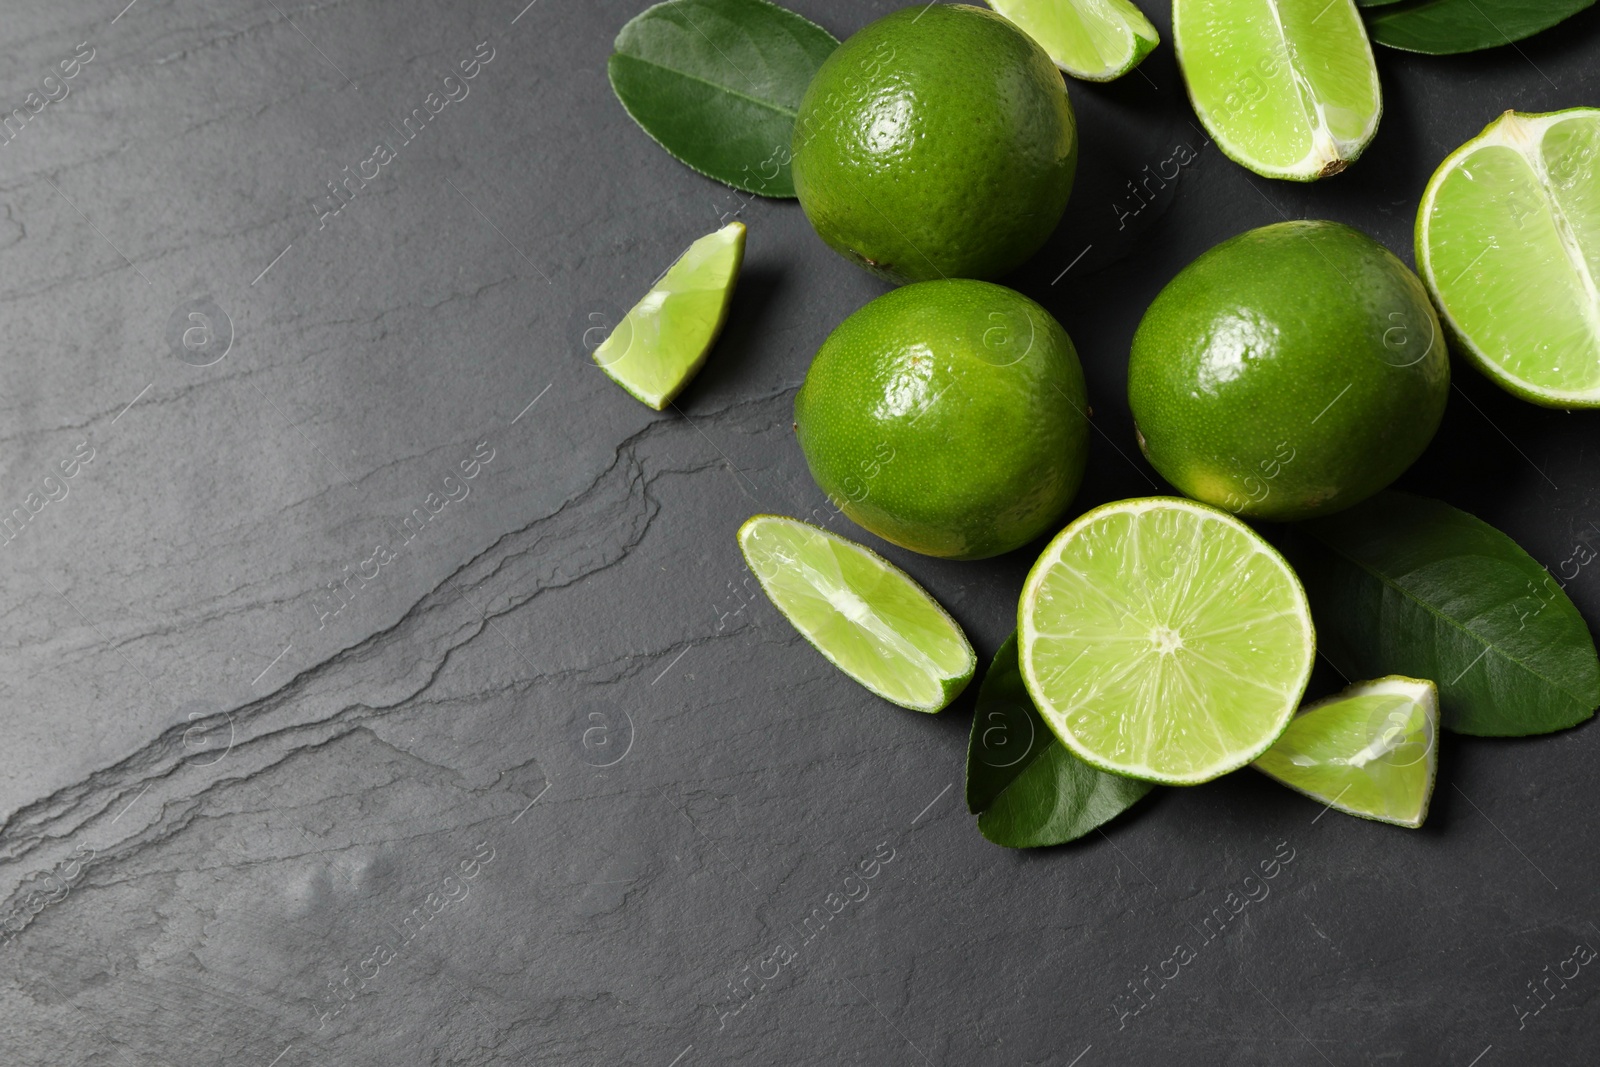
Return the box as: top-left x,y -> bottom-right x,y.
738,515 -> 975,712
1173,0 -> 1381,180
1253,676 -> 1438,828
594,221 -> 746,410
1017,497 -> 1314,784
1417,108 -> 1600,408
988,0 -> 1160,82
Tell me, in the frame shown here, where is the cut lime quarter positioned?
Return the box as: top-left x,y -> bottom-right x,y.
1417,108 -> 1600,409
593,221 -> 745,410
1253,676 -> 1438,828
1174,0 -> 1380,180
1017,497 -> 1315,785
738,515 -> 975,712
987,0 -> 1159,82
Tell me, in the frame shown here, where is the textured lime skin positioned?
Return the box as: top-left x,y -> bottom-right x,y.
1129,221 -> 1449,522
790,5 -> 1077,284
795,280 -> 1089,559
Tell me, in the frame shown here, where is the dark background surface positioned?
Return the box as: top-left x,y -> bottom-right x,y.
1,1 -> 1597,1064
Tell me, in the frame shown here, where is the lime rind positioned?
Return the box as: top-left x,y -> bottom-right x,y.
1017,497 -> 1315,785
1173,0 -> 1382,181
988,0 -> 1160,82
594,221 -> 746,410
738,515 -> 975,713
1416,108 -> 1600,409
1253,675 -> 1439,828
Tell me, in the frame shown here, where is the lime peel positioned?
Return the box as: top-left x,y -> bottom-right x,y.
1253,675 -> 1439,828
594,221 -> 745,410
738,515 -> 975,713
794,279 -> 1089,561
790,5 -> 1077,283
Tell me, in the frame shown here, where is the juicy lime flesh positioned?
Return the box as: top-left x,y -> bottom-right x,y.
1129,220 -> 1449,521
1419,109 -> 1600,405
1019,498 -> 1315,784
1175,0 -> 1380,179
795,280 -> 1089,560
739,516 -> 974,712
791,5 -> 1077,283
594,221 -> 745,409
1253,677 -> 1437,827
988,0 -> 1159,81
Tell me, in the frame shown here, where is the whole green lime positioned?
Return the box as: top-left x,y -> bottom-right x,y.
1128,220 -> 1449,522
795,280 -> 1089,559
790,5 -> 1077,284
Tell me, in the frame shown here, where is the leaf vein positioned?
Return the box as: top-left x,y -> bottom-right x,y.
613,52 -> 800,120
1316,535 -> 1591,704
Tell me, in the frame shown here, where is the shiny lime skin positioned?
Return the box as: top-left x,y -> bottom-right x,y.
790,5 -> 1077,284
795,280 -> 1090,559
1129,221 -> 1449,522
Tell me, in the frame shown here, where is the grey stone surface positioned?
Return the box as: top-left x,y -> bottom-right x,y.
0,1 -> 1597,1063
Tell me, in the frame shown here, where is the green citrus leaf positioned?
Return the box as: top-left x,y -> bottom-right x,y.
607,0 -> 838,197
966,634 -> 1153,847
965,633 -> 1048,813
1364,0 -> 1595,54
1294,492 -> 1600,737
1356,0 -> 1409,7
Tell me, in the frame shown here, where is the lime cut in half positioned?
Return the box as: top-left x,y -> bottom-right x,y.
1253,676 -> 1438,828
1018,497 -> 1315,785
987,0 -> 1160,82
593,221 -> 746,410
738,515 -> 975,713
1417,108 -> 1600,409
1173,0 -> 1381,180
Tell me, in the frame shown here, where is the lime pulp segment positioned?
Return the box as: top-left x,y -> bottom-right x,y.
1018,497 -> 1315,784
987,0 -> 1159,82
594,221 -> 746,410
1253,675 -> 1438,828
1173,0 -> 1381,180
738,515 -> 975,712
1417,108 -> 1600,408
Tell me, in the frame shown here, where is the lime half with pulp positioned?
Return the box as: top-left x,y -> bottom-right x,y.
1254,675 -> 1438,828
594,221 -> 745,410
1417,108 -> 1600,409
987,0 -> 1159,82
1174,0 -> 1380,180
1018,497 -> 1314,784
739,515 -> 975,712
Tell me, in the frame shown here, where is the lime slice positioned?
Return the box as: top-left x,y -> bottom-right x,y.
738,515 -> 975,712
1017,497 -> 1314,784
1173,0 -> 1381,180
593,221 -> 745,410
1253,676 -> 1438,828
1417,108 -> 1600,409
987,0 -> 1160,82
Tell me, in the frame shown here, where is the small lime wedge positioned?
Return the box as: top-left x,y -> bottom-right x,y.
594,221 -> 745,410
1417,108 -> 1600,409
987,0 -> 1159,82
1174,0 -> 1381,180
1253,676 -> 1438,828
1018,497 -> 1315,784
738,515 -> 975,713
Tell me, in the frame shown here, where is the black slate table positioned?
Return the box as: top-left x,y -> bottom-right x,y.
2,2 -> 1598,1064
